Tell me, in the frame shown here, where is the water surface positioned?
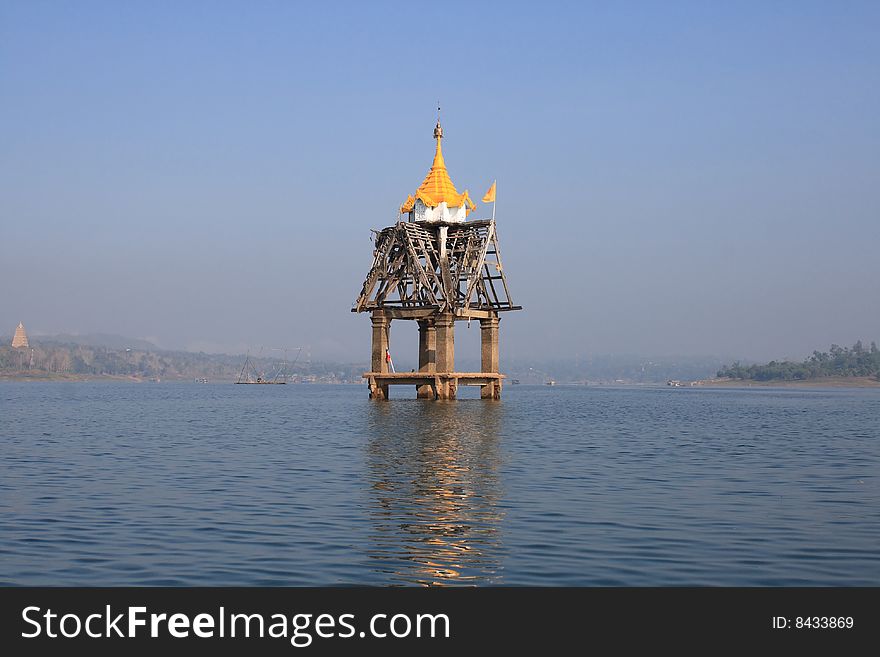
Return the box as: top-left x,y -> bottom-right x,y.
1,383 -> 878,585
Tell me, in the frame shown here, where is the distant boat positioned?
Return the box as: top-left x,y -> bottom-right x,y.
545,379 -> 555,386
511,379 -> 521,385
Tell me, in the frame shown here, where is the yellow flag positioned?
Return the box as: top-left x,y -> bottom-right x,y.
482,180 -> 496,203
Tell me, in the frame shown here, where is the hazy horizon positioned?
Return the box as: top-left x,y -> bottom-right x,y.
2,328 -> 870,372
3,2 -> 878,364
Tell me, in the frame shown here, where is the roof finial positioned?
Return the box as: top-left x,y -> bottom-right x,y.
434,101 -> 443,140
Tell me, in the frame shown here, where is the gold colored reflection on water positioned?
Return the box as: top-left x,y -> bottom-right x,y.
365,402 -> 505,586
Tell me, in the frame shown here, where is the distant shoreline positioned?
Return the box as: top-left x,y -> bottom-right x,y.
0,373 -> 153,382
0,373 -> 362,384
697,376 -> 880,388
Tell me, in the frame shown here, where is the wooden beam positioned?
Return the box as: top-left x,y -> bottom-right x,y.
375,307 -> 440,319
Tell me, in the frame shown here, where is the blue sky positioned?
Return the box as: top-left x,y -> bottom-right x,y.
2,1 -> 878,363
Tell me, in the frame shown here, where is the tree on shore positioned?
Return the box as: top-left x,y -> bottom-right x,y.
718,341 -> 880,381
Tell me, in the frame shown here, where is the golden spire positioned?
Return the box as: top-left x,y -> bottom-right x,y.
432,119 -> 445,169
428,115 -> 447,179
432,104 -> 445,167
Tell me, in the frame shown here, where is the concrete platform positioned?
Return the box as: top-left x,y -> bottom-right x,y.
363,372 -> 504,400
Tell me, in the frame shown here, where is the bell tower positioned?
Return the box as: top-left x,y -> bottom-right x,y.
353,119 -> 521,400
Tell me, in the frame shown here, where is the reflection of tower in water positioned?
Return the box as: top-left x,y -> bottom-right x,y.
365,402 -> 504,585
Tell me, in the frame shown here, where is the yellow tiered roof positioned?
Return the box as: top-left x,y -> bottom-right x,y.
400,122 -> 476,216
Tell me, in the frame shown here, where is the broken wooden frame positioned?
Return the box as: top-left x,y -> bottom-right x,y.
353,219 -> 521,400
354,219 -> 520,315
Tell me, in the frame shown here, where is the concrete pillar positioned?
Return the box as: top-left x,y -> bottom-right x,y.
480,316 -> 500,372
435,314 -> 455,372
417,319 -> 436,399
434,313 -> 455,399
480,316 -> 501,399
370,311 -> 389,400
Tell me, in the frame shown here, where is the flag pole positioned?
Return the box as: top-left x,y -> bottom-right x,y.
492,180 -> 496,221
